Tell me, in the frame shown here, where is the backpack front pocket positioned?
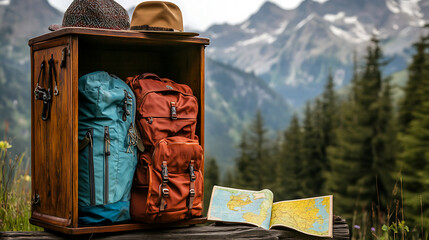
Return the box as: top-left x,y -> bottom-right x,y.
137,136 -> 203,223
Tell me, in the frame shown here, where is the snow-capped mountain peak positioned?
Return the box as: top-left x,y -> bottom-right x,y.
202,0 -> 429,107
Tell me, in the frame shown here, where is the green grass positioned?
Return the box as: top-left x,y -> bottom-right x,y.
0,141 -> 42,231
350,175 -> 428,240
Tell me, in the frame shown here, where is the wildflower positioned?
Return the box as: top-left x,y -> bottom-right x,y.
371,227 -> 376,232
0,140 -> 12,150
24,175 -> 31,182
354,225 -> 361,229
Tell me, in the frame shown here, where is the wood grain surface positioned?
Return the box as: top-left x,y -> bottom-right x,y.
31,37 -> 74,226
28,27 -> 210,46
1,216 -> 350,240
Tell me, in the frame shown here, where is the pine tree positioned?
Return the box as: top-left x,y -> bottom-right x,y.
326,99 -> 365,217
268,131 -> 284,194
234,110 -> 271,190
247,110 -> 272,190
205,157 -> 220,191
320,70 -> 338,173
399,101 -> 429,229
276,114 -> 303,200
313,70 -> 339,195
398,33 -> 429,228
398,35 -> 428,132
301,102 -> 323,196
204,157 -> 220,214
234,131 -> 257,189
326,37 -> 395,219
373,79 -> 396,208
223,169 -> 235,187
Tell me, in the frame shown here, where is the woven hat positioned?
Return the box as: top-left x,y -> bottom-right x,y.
130,1 -> 198,36
49,0 -> 130,31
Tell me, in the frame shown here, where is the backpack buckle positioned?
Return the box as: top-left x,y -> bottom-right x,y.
34,86 -> 46,100
161,163 -> 168,182
189,163 -> 196,181
189,189 -> 195,197
170,102 -> 177,120
162,188 -> 169,197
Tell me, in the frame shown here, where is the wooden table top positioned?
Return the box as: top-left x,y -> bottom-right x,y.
29,27 -> 210,46
1,216 -> 349,240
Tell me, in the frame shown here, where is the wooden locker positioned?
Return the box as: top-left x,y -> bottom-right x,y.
29,28 -> 209,234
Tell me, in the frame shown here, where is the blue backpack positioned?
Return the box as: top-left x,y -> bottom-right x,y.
78,71 -> 138,226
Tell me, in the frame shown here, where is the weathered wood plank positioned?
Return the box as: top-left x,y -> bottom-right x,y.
0,217 -> 349,240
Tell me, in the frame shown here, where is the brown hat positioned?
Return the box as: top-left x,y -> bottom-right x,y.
130,1 -> 198,36
49,0 -> 130,31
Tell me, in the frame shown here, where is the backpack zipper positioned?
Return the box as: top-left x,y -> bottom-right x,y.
87,128 -> 95,206
104,126 -> 110,205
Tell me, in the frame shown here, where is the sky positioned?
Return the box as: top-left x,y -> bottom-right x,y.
47,0 -> 310,31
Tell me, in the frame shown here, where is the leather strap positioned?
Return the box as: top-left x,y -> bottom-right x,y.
78,135 -> 90,152
34,61 -> 51,121
187,160 -> 196,217
159,161 -> 169,211
104,126 -> 110,205
35,60 -> 45,89
49,56 -> 59,96
34,55 -> 58,121
88,129 -> 95,206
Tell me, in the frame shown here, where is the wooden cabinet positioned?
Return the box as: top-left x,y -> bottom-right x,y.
29,28 -> 209,234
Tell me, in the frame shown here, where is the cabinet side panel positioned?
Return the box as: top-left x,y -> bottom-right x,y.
31,40 -> 73,226
200,46 -> 205,153
71,36 -> 79,228
31,45 -> 35,217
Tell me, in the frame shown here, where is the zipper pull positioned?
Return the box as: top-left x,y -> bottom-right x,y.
127,123 -> 137,154
104,126 -> 110,156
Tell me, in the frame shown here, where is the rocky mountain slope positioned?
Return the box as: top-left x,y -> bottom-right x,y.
205,58 -> 292,167
0,0 -> 61,59
201,0 -> 428,106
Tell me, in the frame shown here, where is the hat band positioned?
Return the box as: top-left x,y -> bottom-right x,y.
130,25 -> 181,32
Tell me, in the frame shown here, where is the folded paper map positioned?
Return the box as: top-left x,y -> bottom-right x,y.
207,186 -> 333,238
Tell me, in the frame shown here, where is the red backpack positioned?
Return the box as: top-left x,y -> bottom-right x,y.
126,73 -> 203,223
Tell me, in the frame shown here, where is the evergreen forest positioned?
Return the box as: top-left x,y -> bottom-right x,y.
204,33 -> 429,239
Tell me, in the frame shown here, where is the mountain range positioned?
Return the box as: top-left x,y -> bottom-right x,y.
201,0 -> 428,106
0,0 -> 427,171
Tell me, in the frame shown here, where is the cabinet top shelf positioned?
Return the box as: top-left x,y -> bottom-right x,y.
29,27 -> 210,46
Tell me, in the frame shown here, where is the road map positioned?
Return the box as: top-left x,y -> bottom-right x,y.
207,186 -> 333,237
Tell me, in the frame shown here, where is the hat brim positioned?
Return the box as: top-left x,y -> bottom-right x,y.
49,24 -> 199,36
130,29 -> 199,36
48,24 -> 131,32
48,24 -> 62,31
